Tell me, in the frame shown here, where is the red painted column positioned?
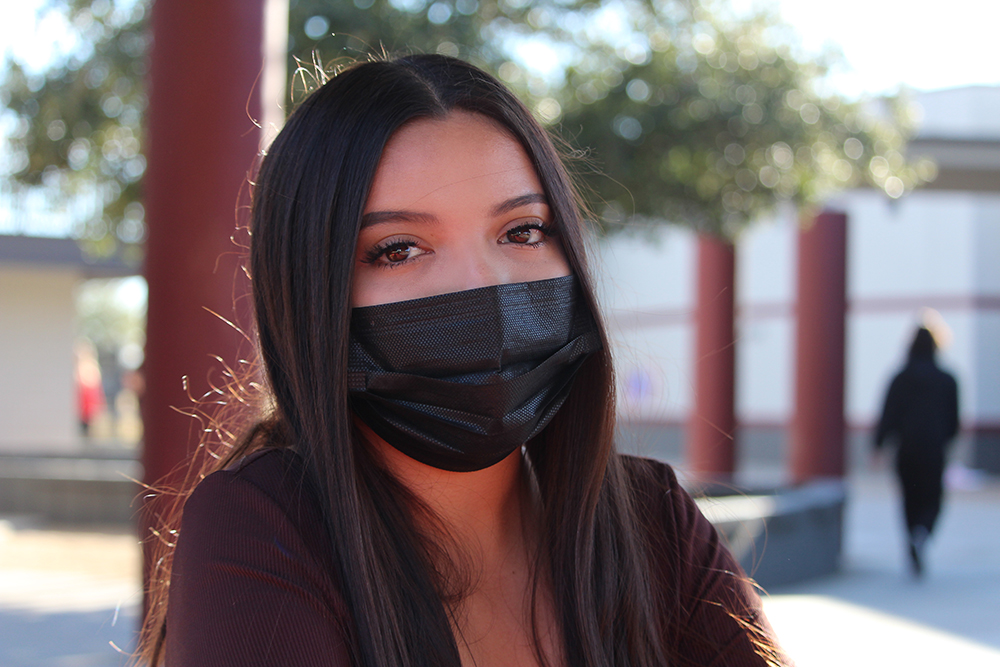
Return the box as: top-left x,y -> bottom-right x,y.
143,0 -> 269,587
791,211 -> 848,483
687,234 -> 737,479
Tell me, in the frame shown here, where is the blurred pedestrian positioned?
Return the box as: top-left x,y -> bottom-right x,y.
74,338 -> 106,436
875,326 -> 960,578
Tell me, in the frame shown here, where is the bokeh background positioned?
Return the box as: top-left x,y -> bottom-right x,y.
1,1 -> 998,665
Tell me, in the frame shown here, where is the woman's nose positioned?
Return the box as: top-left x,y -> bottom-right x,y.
447,251 -> 510,293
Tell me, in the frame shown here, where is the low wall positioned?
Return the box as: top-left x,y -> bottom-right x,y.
0,455 -> 143,524
1,454 -> 845,591
696,479 -> 846,589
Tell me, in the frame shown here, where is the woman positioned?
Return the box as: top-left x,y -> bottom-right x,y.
139,54 -> 784,666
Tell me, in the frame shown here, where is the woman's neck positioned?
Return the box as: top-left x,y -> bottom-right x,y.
357,420 -> 535,568
357,420 -> 562,667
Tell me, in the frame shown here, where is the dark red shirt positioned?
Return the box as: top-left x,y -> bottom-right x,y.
166,449 -> 783,666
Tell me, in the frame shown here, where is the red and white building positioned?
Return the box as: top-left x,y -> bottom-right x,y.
599,85 -> 1000,480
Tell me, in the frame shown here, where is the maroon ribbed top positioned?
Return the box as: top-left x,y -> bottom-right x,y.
165,450 -> 783,666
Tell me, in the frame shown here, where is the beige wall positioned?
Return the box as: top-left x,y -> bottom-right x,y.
0,265 -> 78,453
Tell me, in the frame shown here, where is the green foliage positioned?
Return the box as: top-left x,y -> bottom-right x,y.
76,275 -> 147,356
2,0 -> 147,263
287,0 -> 495,70
282,0 -> 578,100
531,1 -> 932,237
1,0 -> 931,255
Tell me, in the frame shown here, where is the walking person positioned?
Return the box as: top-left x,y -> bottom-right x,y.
875,326 -> 960,578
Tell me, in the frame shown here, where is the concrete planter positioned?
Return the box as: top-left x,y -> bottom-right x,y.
696,479 -> 846,589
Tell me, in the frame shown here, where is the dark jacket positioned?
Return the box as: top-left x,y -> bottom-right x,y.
876,357 -> 959,455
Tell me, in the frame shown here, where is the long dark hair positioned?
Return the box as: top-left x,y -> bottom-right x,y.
140,54 -> 668,666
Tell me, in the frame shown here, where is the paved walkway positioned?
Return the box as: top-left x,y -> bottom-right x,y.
764,467 -> 1000,666
0,523 -> 141,666
1,467 -> 998,666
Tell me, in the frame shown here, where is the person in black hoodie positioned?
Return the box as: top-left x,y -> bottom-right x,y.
875,326 -> 960,578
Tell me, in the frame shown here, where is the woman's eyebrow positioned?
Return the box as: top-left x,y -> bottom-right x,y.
360,210 -> 436,229
490,193 -> 548,217
361,193 -> 548,229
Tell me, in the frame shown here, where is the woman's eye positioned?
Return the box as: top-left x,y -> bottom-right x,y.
383,243 -> 414,263
502,224 -> 549,245
361,239 -> 426,267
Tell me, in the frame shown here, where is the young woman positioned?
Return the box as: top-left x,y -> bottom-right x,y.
139,54 -> 784,667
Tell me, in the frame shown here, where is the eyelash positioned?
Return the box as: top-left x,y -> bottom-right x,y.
503,221 -> 557,248
360,236 -> 418,268
359,221 -> 558,269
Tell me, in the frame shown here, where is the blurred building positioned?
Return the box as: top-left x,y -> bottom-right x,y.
0,234 -> 135,455
602,85 -> 1000,479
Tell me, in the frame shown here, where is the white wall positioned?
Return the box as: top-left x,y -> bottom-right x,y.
596,226 -> 695,423
916,87 -> 1000,140
843,190 -> 978,298
0,265 -> 78,453
973,198 -> 1000,291
593,187 -> 1000,436
841,190 -> 1000,428
736,215 -> 796,425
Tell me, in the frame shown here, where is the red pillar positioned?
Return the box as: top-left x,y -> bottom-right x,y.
143,0 -> 269,579
688,234 -> 737,479
791,211 -> 848,483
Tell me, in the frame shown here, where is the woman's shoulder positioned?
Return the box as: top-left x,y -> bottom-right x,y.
616,453 -> 734,562
168,448 -> 352,665
617,455 -> 785,665
618,454 -> 686,509
619,453 -> 679,480
180,447 -> 332,567
191,447 -> 314,509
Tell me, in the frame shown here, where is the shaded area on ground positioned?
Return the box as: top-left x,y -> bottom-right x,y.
0,606 -> 139,667
763,470 -> 1000,666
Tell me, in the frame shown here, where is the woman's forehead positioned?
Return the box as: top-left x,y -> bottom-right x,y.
364,110 -> 544,215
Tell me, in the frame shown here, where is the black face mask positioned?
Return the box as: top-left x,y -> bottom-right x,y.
347,275 -> 601,472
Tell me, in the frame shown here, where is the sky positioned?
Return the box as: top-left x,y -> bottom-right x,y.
1,2 -> 78,73
771,0 -> 1000,97
1,0 -> 998,97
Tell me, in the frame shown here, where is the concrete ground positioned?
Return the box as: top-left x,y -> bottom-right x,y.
764,466 -> 1000,666
765,469 -> 1000,667
1,467 -> 998,667
0,522 -> 141,667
